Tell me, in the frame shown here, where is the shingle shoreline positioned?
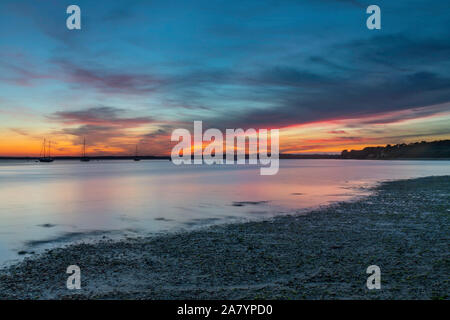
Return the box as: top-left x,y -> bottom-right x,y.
0,176 -> 448,299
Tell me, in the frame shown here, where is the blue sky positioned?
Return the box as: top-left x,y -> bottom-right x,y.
0,0 -> 449,155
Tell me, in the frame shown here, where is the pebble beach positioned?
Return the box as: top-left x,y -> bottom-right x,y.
0,176 -> 448,299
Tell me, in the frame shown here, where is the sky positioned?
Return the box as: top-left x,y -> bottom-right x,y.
0,0 -> 449,156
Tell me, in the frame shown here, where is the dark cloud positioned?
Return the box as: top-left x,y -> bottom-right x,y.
199,33 -> 450,130
337,35 -> 450,71
53,60 -> 163,95
29,31 -> 449,134
49,106 -> 154,147
60,125 -> 121,144
6,1 -> 449,139
49,106 -> 154,127
204,71 -> 450,130
252,66 -> 338,87
123,33 -> 450,131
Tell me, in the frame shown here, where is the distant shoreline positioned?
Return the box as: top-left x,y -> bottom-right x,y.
0,175 -> 448,299
2,139 -> 449,160
1,155 -> 450,161
0,156 -> 172,161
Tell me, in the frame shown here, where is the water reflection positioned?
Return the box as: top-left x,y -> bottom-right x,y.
0,159 -> 449,265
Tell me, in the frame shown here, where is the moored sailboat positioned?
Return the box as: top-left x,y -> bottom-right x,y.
134,145 -> 141,161
39,139 -> 54,162
80,137 -> 90,162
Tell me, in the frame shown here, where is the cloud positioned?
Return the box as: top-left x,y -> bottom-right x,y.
5,1 -> 81,47
14,31 -> 449,133
9,128 -> 30,136
60,125 -> 123,145
49,106 -> 154,127
338,35 -> 450,71
2,0 -> 449,155
53,60 -> 163,95
209,70 -> 450,129
203,33 -> 450,129
49,106 -> 154,147
0,53 -> 52,86
250,66 -> 338,87
355,103 -> 450,125
116,34 -> 450,131
328,130 -> 348,134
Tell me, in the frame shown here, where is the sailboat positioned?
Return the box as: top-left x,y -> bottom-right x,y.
134,145 -> 141,161
80,138 -> 90,162
39,139 -> 54,162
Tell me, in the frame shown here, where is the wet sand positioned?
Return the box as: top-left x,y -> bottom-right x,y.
0,176 -> 448,299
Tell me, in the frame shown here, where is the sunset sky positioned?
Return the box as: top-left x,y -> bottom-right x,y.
0,0 -> 449,156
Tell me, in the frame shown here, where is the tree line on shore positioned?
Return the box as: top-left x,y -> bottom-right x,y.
341,140 -> 450,159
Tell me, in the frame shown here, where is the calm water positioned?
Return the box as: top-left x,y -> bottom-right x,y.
0,159 -> 449,265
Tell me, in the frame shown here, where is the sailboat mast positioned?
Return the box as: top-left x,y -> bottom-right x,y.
48,140 -> 51,158
43,138 -> 46,158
